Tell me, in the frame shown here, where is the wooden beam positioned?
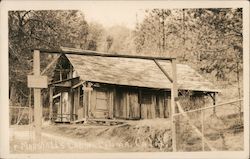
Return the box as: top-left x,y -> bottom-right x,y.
139,89 -> 142,119
213,93 -> 217,114
171,59 -> 178,152
69,65 -> 73,78
49,86 -> 53,120
109,89 -> 114,119
60,92 -> 63,122
36,48 -> 176,61
69,89 -> 73,121
72,81 -> 85,89
33,50 -> 42,141
53,93 -> 61,99
82,83 -> 92,122
41,55 -> 60,75
54,82 -> 71,87
29,88 -> 32,125
201,108 -> 205,151
59,70 -> 62,81
55,69 -> 71,72
153,59 -> 173,82
49,77 -> 79,85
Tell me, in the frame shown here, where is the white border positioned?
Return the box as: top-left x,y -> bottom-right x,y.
0,1 -> 249,159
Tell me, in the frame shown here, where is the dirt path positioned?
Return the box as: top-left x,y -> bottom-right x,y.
10,125 -> 135,153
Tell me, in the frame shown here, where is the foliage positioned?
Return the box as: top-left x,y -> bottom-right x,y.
96,25 -> 136,54
134,8 -> 243,81
9,10 -> 89,105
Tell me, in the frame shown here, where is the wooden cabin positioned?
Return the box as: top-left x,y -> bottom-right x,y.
45,47 -> 219,123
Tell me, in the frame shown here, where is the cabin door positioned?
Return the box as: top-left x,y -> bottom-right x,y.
93,89 -> 110,119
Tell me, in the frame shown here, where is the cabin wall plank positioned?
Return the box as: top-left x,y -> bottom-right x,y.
90,89 -> 96,118
158,94 -> 164,118
141,103 -> 147,119
121,91 -> 127,118
151,95 -> 156,119
129,91 -> 140,119
114,89 -> 120,118
109,89 -> 114,119
126,92 -> 130,119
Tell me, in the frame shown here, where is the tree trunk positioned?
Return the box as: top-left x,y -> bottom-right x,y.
10,84 -> 18,105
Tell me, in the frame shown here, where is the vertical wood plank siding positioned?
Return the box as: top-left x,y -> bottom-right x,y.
73,84 -> 171,120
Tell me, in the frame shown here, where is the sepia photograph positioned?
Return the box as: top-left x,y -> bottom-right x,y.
0,1 -> 249,158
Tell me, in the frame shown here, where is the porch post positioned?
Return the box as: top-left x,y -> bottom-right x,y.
213,92 -> 217,115
82,82 -> 93,122
69,88 -> 74,121
171,58 -> 178,152
49,86 -> 53,121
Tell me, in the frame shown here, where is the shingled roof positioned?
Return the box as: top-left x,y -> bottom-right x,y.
56,48 -> 219,93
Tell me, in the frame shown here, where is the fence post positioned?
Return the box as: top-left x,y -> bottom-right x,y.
213,93 -> 217,115
171,59 -> 178,152
201,110 -> 205,151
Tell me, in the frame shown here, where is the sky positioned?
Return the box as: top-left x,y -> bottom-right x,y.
81,5 -> 146,29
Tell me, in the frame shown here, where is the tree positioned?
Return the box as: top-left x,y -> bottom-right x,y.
9,10 -> 89,106
106,35 -> 113,52
134,8 -> 243,82
86,22 -> 105,51
135,9 -> 184,56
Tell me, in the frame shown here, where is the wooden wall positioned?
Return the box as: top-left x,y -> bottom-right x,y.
114,88 -> 140,119
113,87 -> 171,120
72,84 -> 171,121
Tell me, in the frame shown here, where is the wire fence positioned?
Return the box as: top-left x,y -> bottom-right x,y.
174,99 -> 243,151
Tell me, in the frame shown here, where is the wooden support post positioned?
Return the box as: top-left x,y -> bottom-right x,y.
83,83 -> 93,122
28,88 -> 32,125
69,64 -> 73,78
201,105 -> 205,151
59,70 -> 62,81
171,59 -> 178,152
88,87 -> 91,119
60,92 -> 63,122
212,93 -> 216,115
154,59 -> 173,83
33,50 -> 42,141
77,87 -> 80,119
69,89 -> 74,121
109,89 -> 114,119
68,89 -> 72,121
49,86 -> 53,121
201,109 -> 205,151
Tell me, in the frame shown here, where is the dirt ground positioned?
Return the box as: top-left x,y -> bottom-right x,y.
10,119 -> 172,153
9,116 -> 243,153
